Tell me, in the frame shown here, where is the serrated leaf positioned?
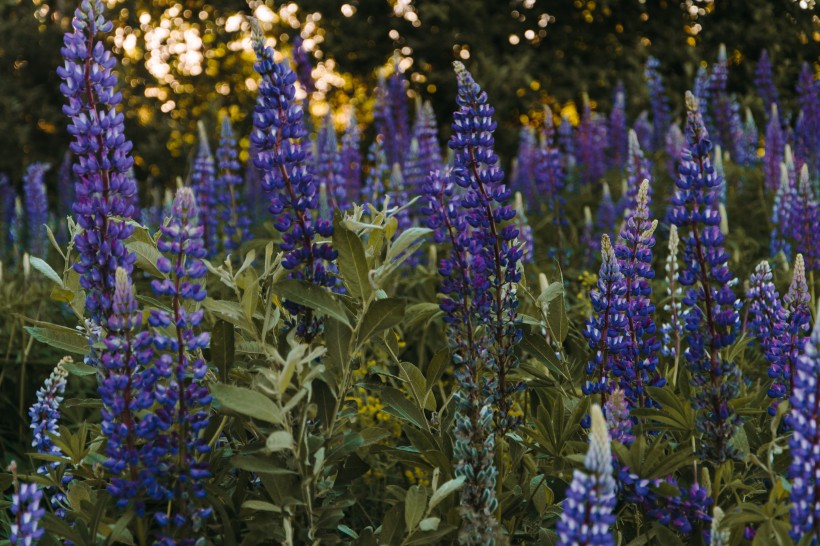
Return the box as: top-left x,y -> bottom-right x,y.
333,214 -> 371,300
405,485 -> 427,530
211,383 -> 282,424
275,279 -> 350,326
25,322 -> 89,356
357,298 -> 405,347
29,256 -> 63,287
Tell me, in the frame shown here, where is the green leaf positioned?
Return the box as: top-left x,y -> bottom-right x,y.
265,430 -> 295,452
381,387 -> 427,430
202,298 -> 256,335
125,240 -> 166,278
333,213 -> 372,300
62,360 -> 96,376
546,275 -> 568,343
29,256 -> 63,287
231,455 -> 297,476
428,476 -> 465,511
323,317 -> 352,391
357,298 -> 405,347
211,319 -> 235,385
386,227 -> 431,262
405,485 -> 427,530
275,279 -> 350,326
242,500 -> 281,512
519,330 -> 564,377
211,383 -> 283,424
25,322 -> 89,356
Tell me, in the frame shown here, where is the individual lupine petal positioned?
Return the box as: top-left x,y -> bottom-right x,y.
250,18 -> 336,339
645,56 -> 670,151
789,313 -> 820,540
147,187 -> 212,539
23,162 -> 51,257
557,404 -> 616,546
8,473 -> 46,546
58,0 -> 137,327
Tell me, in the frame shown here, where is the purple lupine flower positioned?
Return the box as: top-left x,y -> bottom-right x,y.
388,163 -> 411,230
633,111 -> 653,152
645,56 -> 670,151
605,388 -> 634,445
693,65 -> 712,133
714,146 -> 727,204
788,314 -> 820,541
738,108 -> 759,166
421,170 -> 500,542
98,267 -> 156,507
511,125 -> 537,202
620,129 -> 653,216
771,160 -> 795,259
23,162 -> 51,257
250,19 -> 336,340
612,180 -> 663,407
660,225 -> 683,372
244,134 -> 266,218
535,106 -> 567,250
9,477 -> 46,546
745,261 -> 786,411
557,404 -> 616,546
361,136 -> 389,206
291,36 -> 315,97
216,115 -> 252,254
795,63 -> 819,175
708,45 -> 736,156
414,101 -> 442,185
450,61 -> 523,432
58,0 -> 137,327
315,113 -> 348,209
669,92 -> 742,462
29,358 -> 70,475
340,109 -> 362,199
191,123 -> 218,256
787,165 -> 819,271
386,58 -> 411,169
665,122 -> 685,181
56,151 -> 75,244
764,104 -> 784,193
514,192 -> 534,263
148,188 -> 212,540
755,49 -> 780,119
576,95 -> 608,185
0,174 -> 15,260
583,235 -> 627,402
768,254 -> 812,411
559,113 -> 576,170
596,181 -> 616,237
610,81 -> 628,169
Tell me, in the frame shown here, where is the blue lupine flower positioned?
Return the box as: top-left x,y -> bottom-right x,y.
216,115 -> 252,254
576,95 -> 608,185
340,109 -> 362,199
669,92 -> 742,462
0,174 -> 15,261
559,114 -> 576,170
789,314 -> 820,541
250,19 -> 337,339
557,404 -> 616,546
633,111 -> 653,152
660,226 -> 683,372
414,101 -> 442,184
29,358 -> 70,476
754,49 -> 780,119
620,130 -> 652,216
147,188 -> 212,541
58,0 -> 138,327
610,81 -> 628,169
708,45 -> 736,157
388,163 -> 411,230
9,477 -> 46,546
612,180 -> 664,407
665,122 -> 685,180
645,57 -> 670,151
191,124 -> 218,256
787,165 -> 819,272
771,160 -> 795,259
315,113 -> 348,209
514,192 -> 534,263
596,182 -> 616,238
291,36 -> 315,97
387,59 -> 411,168
583,235 -> 627,401
605,388 -> 634,445
56,151 -> 75,244
22,163 -> 51,257
449,60 -> 523,432
361,136 -> 389,206
795,63 -> 819,175
512,125 -> 537,203
99,267 -> 157,507
738,108 -> 759,166
535,106 -> 567,250
764,104 -> 784,193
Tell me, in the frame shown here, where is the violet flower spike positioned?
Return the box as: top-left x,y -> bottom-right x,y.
22,162 -> 51,258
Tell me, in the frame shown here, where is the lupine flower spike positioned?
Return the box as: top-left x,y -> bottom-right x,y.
216,115 -> 252,254
7,462 -> 46,546
23,163 -> 51,257
669,92 -> 742,462
661,225 -> 683,381
557,404 -> 617,546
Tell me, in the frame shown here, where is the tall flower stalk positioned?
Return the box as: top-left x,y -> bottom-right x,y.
216,115 -> 251,254
23,163 -> 50,257
250,19 -> 336,340
669,92 -> 742,462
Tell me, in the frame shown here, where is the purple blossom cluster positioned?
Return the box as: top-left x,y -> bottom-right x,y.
645,56 -> 670,151
669,92 -> 742,462
8,475 -> 46,546
215,116 -> 252,253
22,163 -> 50,258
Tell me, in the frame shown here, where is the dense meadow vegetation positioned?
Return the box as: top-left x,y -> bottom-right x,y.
1,0 -> 820,545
